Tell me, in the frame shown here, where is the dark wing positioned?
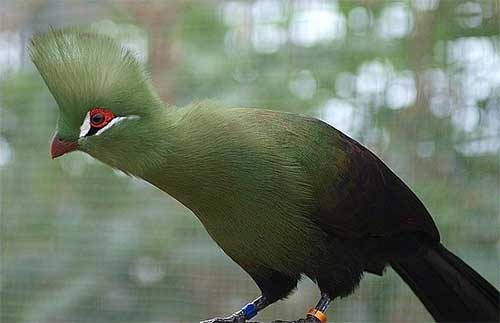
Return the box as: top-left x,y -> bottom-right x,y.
310,125 -> 440,243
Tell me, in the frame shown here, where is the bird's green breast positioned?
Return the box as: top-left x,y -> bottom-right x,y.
138,104 -> 330,274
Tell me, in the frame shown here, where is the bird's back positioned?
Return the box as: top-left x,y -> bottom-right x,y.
219,107 -> 440,241
146,103 -> 440,277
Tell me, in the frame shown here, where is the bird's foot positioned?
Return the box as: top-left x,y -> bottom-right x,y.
200,313 -> 246,323
271,317 -> 321,323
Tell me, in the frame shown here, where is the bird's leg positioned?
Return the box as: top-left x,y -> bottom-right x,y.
305,293 -> 331,323
200,294 -> 331,323
200,295 -> 270,323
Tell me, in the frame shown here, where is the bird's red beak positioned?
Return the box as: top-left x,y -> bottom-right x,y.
50,135 -> 78,159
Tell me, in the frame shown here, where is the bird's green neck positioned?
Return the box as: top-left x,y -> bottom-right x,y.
112,103 -> 228,213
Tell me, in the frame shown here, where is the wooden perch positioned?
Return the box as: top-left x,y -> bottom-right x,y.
206,318 -> 319,323
255,320 -> 317,323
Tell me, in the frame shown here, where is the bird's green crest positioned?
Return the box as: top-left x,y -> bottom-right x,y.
29,28 -> 161,140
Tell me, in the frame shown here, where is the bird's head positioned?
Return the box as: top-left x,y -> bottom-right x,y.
29,28 -> 163,166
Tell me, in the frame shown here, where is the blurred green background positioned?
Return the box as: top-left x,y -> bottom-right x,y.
0,0 -> 499,322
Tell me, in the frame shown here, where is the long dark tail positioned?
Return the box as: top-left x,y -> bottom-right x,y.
391,243 -> 499,322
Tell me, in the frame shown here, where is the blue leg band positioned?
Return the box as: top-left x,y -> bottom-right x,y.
242,303 -> 258,320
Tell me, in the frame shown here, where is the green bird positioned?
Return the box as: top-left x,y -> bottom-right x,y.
30,29 -> 499,323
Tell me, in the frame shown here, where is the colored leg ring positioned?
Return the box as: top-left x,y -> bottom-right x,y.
242,303 -> 258,320
307,307 -> 328,323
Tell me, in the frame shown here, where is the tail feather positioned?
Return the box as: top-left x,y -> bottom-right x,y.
391,243 -> 499,323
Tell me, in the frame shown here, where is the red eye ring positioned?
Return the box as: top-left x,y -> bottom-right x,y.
89,108 -> 114,128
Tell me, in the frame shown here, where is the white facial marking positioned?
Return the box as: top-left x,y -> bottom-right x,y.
94,116 -> 125,136
94,115 -> 140,136
79,114 -> 140,138
79,112 -> 91,137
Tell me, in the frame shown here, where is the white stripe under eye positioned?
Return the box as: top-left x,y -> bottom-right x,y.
95,115 -> 140,136
95,117 -> 125,136
79,114 -> 140,138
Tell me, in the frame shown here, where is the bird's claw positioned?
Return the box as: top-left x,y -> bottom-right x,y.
272,317 -> 320,323
200,314 -> 246,323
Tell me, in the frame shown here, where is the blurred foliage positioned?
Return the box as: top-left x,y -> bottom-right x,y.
0,0 -> 499,322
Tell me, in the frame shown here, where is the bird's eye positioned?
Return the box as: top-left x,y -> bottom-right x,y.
80,107 -> 139,138
89,108 -> 115,129
90,113 -> 105,127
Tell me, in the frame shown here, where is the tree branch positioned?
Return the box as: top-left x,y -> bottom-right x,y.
208,318 -> 318,323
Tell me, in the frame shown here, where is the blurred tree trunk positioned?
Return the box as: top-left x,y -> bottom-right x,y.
119,0 -> 180,103
410,6 -> 437,177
